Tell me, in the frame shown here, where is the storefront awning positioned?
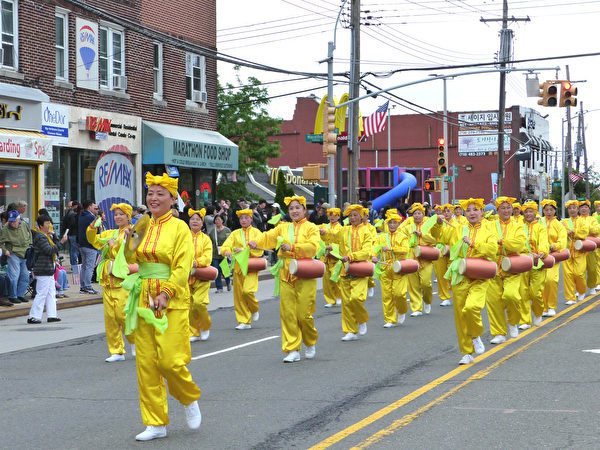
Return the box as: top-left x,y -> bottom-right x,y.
143,121 -> 238,171
520,131 -> 552,151
0,129 -> 52,163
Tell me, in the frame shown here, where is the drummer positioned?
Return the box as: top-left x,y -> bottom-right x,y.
518,201 -> 549,330
453,204 -> 468,226
444,198 -> 498,364
578,200 -> 600,296
371,213 -> 409,327
363,208 -> 379,297
512,202 -> 524,224
221,209 -> 264,330
187,208 -> 213,342
321,207 -> 343,308
250,196 -> 320,362
540,199 -> 567,317
487,196 -> 527,344
320,204 -> 374,341
593,200 -> 600,292
561,200 -> 590,304
435,203 -> 455,307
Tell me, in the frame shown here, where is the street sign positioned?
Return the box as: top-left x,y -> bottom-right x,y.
305,134 -> 323,143
444,176 -> 452,182
552,182 -> 561,188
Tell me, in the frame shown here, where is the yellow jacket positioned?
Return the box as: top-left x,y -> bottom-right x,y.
540,217 -> 567,252
561,216 -> 590,257
447,220 -> 498,260
319,221 -> 342,264
512,215 -> 524,225
322,222 -> 374,276
402,219 -> 440,260
580,214 -> 600,236
374,229 -> 408,263
220,226 -> 264,275
189,230 -> 213,292
86,225 -> 127,285
522,220 -> 550,256
493,218 -> 527,276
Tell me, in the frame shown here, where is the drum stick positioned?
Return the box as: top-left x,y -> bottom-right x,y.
443,219 -> 456,228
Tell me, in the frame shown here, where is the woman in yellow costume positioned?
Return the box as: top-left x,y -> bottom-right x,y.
453,204 -> 468,226
363,207 -> 379,297
188,208 -> 212,342
371,213 -> 409,327
123,173 -> 201,442
321,207 -> 342,308
86,202 -> 135,362
320,204 -> 374,341
594,200 -> 600,292
488,196 -> 527,344
518,201 -> 549,330
444,198 -> 498,364
562,199 -> 590,304
221,209 -> 264,330
512,202 -> 524,224
540,199 -> 567,317
250,196 -> 320,362
435,203 -> 455,307
577,200 -> 600,296
403,203 -> 438,316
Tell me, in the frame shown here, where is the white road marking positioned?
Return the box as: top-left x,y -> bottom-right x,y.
191,335 -> 279,360
582,349 -> 600,354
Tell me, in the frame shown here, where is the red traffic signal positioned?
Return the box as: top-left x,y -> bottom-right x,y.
437,138 -> 447,175
560,81 -> 577,107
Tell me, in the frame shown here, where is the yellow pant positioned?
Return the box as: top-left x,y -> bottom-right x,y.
380,269 -> 408,323
280,279 -> 318,353
408,261 -> 433,312
136,309 -> 201,426
103,285 -> 134,355
323,260 -> 342,305
189,280 -> 211,337
487,275 -> 522,337
452,278 -> 488,355
519,269 -> 546,325
340,276 -> 369,334
596,249 -> 600,288
543,264 -> 560,312
434,255 -> 451,300
563,254 -> 587,301
586,250 -> 599,289
368,277 -> 375,288
232,272 -> 259,324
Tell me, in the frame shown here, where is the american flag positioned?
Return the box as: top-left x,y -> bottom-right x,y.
569,172 -> 586,183
362,101 -> 389,138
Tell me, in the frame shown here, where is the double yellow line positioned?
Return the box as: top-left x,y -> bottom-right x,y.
310,293 -> 600,449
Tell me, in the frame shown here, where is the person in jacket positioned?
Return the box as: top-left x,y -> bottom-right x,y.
321,207 -> 342,308
209,214 -> 231,293
562,199 -> 590,304
78,200 -> 100,294
0,209 -> 33,304
27,214 -> 67,323
436,204 -> 455,306
62,200 -> 80,274
540,200 -> 568,317
362,208 -> 379,297
578,200 -> 600,295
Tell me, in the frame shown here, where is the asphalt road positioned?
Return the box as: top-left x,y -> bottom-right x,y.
2,276 -> 600,449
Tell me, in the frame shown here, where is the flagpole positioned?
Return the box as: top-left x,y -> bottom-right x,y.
387,106 -> 391,167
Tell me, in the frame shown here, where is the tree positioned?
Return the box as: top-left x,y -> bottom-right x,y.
274,170 -> 295,213
216,66 -> 282,201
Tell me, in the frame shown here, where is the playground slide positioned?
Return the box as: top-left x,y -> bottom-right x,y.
371,171 -> 418,211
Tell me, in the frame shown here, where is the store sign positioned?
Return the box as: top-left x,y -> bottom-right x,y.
0,133 -> 52,162
458,111 -> 512,126
269,167 -> 316,185
86,116 -> 112,132
41,103 -> 69,146
0,97 -> 43,131
167,140 -> 237,170
44,186 -> 61,235
76,18 -> 99,91
94,152 -> 135,229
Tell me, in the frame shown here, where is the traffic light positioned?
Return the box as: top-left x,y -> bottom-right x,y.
437,138 -> 448,176
537,81 -> 558,107
560,81 -> 577,107
424,179 -> 435,192
322,104 -> 337,156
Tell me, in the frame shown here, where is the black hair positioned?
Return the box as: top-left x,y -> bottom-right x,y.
36,214 -> 52,227
82,199 -> 94,210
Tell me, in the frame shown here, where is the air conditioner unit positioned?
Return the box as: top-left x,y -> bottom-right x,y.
192,91 -> 207,103
113,75 -> 128,90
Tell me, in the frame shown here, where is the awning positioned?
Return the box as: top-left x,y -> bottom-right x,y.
0,82 -> 49,103
0,129 -> 52,162
520,131 -> 552,151
143,121 -> 238,170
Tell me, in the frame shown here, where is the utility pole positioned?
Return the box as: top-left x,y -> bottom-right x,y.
442,77 -> 448,204
347,0 -> 360,204
481,1 -> 529,197
326,41 -> 336,208
580,101 -> 590,199
565,65 -> 574,200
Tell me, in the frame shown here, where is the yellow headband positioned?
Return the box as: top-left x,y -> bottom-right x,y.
188,208 -> 206,219
110,203 -> 132,220
541,199 -> 557,209
495,196 -> 516,209
236,209 -> 253,218
512,202 -> 521,208
595,201 -> 600,207
409,203 -> 425,214
387,213 -> 403,223
362,208 -> 370,217
521,201 -> 538,212
459,198 -> 485,210
145,172 -> 178,197
284,196 -> 306,208
579,200 -> 591,207
565,200 -> 579,208
327,208 -> 341,216
442,203 -> 453,210
385,208 -> 398,218
344,204 -> 364,216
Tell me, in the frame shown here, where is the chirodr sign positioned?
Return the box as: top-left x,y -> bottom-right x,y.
94,152 -> 134,229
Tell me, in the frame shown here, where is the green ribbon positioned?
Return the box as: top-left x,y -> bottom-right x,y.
94,229 -> 120,280
421,214 -> 437,235
93,217 -> 102,228
444,225 -> 469,286
269,258 -> 284,296
329,243 -> 342,260
330,260 -> 343,283
111,242 -> 129,279
523,223 -> 543,270
220,258 -> 232,278
373,261 -> 386,280
268,213 -> 282,225
232,247 -> 250,276
121,262 -> 171,335
276,235 -> 285,250
484,210 -> 494,219
343,217 -> 349,225
316,239 -> 327,259
409,223 -> 418,248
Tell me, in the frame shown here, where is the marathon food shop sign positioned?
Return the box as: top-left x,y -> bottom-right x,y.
168,139 -> 237,170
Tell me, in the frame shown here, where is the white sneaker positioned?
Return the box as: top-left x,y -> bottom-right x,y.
440,299 -> 452,307
578,293 -> 586,302
324,303 -> 334,308
383,322 -> 397,328
459,354 -> 474,365
184,400 -> 202,430
519,324 -> 531,330
105,354 -> 125,363
336,298 -> 342,306
472,336 -> 485,354
490,335 -> 506,344
341,332 -> 358,341
424,303 -> 431,314
565,300 -> 576,305
189,336 -> 201,342
508,324 -> 519,338
587,288 -> 596,296
410,311 -> 423,317
200,330 -> 210,341
368,287 -> 374,297
398,313 -> 406,324
136,425 -> 167,441
532,314 -> 542,327
251,311 -> 260,322
131,344 -> 136,357
305,345 -> 316,359
547,309 -> 556,317
283,350 -> 301,362
542,311 -> 548,317
358,322 -> 368,336
235,323 -> 251,330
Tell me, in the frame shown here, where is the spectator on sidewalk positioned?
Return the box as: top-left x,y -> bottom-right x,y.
0,210 -> 32,304
63,201 -> 80,274
131,205 -> 147,225
209,214 -> 231,293
78,200 -> 99,295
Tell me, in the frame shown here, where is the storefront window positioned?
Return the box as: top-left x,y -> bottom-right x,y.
0,164 -> 33,224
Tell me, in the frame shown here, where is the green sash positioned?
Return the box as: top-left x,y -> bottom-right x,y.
270,223 -> 296,296
523,223 -> 544,270
95,228 -> 120,280
444,225 -> 469,286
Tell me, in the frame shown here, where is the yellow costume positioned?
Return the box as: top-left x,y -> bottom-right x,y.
188,229 -> 213,338
540,211 -> 567,315
561,204 -> 590,302
364,213 -> 378,292
594,204 -> 600,288
433,216 -> 453,303
579,201 -> 600,290
320,220 -> 342,306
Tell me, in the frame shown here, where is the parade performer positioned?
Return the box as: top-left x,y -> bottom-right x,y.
363,208 -> 379,297
578,200 -> 600,295
444,198 -> 498,364
453,204 -> 468,226
518,201 -> 549,329
251,196 -> 320,362
220,209 -> 264,329
487,197 -> 527,344
561,200 -> 590,304
321,204 -> 374,341
321,207 -> 342,308
434,203 -> 454,307
86,203 -> 135,362
594,200 -> 600,291
188,208 -> 212,342
372,213 -> 409,327
122,173 -> 201,441
540,199 -> 567,317
512,202 -> 524,224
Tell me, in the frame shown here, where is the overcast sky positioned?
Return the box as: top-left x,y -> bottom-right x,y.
216,0 -> 600,173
